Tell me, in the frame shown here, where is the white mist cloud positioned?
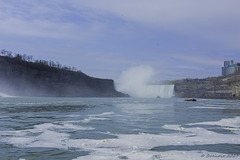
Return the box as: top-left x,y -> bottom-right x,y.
116,65 -> 154,97
116,66 -> 175,98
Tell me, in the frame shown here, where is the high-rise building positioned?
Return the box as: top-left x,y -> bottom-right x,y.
222,60 -> 240,76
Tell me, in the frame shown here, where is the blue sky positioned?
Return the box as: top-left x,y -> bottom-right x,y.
0,0 -> 240,81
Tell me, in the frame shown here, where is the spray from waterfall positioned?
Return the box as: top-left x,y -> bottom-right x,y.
116,66 -> 174,98
0,92 -> 12,97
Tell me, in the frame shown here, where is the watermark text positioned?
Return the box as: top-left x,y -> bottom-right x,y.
201,153 -> 239,158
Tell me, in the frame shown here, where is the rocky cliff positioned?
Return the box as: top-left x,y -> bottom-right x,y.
172,74 -> 240,99
0,55 -> 128,97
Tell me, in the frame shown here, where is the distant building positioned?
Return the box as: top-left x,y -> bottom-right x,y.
222,60 -> 240,76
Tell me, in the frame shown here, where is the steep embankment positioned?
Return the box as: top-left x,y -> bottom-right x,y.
0,56 -> 127,97
172,75 -> 240,99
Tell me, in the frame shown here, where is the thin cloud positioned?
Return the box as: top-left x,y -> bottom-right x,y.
0,18 -> 75,38
173,54 -> 223,66
68,0 -> 240,50
2,0 -> 240,47
0,0 -> 239,80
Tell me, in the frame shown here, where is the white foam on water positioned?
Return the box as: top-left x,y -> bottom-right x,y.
81,117 -> 109,123
28,130 -> 69,149
34,122 -> 94,131
1,116 -> 240,160
93,111 -> 115,116
188,117 -> 240,128
0,112 -> 114,148
0,121 -> 94,149
66,114 -> 82,118
71,117 -> 240,159
81,112 -> 115,123
65,112 -> 115,124
190,106 -> 225,109
187,117 -> 240,134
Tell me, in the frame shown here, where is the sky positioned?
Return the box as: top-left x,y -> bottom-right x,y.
0,0 -> 240,82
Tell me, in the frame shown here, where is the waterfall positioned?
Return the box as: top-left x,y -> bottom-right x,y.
116,84 -> 175,98
144,85 -> 175,98
117,66 -> 175,98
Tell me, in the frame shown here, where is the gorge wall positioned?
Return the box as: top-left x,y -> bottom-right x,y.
0,55 -> 128,97
172,75 -> 240,99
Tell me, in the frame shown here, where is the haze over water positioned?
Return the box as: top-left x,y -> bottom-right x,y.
0,97 -> 239,160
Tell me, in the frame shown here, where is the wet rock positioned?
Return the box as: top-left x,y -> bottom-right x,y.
184,98 -> 197,101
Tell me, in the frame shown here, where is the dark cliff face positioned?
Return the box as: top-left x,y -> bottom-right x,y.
172,75 -> 240,99
0,56 -> 128,97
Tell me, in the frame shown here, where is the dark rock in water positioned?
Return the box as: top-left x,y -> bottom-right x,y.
184,98 -> 197,101
156,96 -> 160,98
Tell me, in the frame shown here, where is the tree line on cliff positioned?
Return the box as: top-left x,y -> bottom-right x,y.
0,49 -> 80,73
